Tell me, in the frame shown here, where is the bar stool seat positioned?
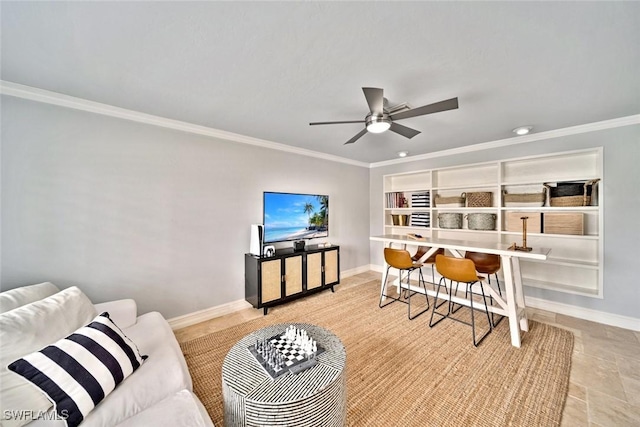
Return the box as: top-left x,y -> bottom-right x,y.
429,255 -> 492,346
379,247 -> 430,320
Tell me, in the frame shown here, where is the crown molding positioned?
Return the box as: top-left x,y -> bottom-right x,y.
3,80 -> 638,170
0,80 -> 369,168
370,114 -> 640,168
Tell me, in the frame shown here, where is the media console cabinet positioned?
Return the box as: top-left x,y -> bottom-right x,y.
245,245 -> 340,314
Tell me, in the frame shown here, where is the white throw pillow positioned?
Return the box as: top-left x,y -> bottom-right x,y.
0,286 -> 97,427
0,282 -> 60,313
8,312 -> 147,427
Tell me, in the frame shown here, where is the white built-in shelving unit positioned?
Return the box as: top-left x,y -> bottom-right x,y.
382,148 -> 603,298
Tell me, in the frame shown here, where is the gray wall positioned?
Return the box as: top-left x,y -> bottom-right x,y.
0,96 -> 371,318
3,94 -> 637,320
369,125 -> 640,319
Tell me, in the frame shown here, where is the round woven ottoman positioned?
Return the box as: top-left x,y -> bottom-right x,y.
222,323 -> 346,427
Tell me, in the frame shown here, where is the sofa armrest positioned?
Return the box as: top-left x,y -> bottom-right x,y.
94,299 -> 138,329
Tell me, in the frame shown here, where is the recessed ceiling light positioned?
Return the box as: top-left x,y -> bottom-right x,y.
397,151 -> 409,158
512,126 -> 533,136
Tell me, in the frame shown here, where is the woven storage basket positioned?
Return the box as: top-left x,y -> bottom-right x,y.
465,213 -> 497,230
545,179 -> 599,207
549,195 -> 590,207
463,192 -> 492,207
391,214 -> 410,226
503,190 -> 546,207
434,194 -> 465,207
543,212 -> 584,235
438,213 -> 463,229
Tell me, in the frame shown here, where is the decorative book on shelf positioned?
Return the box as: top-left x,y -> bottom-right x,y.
386,192 -> 407,208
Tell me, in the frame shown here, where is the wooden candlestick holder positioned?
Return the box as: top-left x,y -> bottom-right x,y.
508,216 -> 533,252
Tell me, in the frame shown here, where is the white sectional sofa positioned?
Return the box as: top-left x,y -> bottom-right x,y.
0,282 -> 214,427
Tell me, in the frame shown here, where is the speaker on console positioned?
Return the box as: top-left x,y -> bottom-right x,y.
249,224 -> 264,256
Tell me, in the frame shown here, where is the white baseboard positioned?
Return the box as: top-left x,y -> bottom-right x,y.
371,263 -> 639,331
168,264 -> 374,330
168,299 -> 253,330
370,264 -> 385,273
341,264 -> 373,277
525,296 -> 640,331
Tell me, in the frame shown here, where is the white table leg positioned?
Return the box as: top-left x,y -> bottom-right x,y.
501,255 -> 522,348
512,257 -> 529,332
449,249 -> 463,258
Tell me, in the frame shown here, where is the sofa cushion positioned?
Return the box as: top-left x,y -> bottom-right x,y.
8,312 -> 147,427
0,287 -> 97,427
114,390 -> 213,427
0,282 -> 60,313
77,311 -> 193,427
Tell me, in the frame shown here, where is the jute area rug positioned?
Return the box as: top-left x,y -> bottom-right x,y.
180,280 -> 573,426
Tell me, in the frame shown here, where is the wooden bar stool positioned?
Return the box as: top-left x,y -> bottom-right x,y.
465,251 -> 504,326
379,248 -> 430,320
429,254 -> 492,346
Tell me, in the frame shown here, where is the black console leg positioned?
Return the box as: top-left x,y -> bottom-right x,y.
331,286 -> 335,293
263,307 -> 268,315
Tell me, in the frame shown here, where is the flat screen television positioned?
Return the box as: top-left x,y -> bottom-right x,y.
263,192 -> 329,244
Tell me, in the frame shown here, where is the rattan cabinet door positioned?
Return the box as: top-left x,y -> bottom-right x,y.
285,255 -> 303,296
307,252 -> 322,290
324,249 -> 339,285
261,260 -> 282,303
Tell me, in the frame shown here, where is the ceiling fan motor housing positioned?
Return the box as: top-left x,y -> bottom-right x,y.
366,113 -> 391,133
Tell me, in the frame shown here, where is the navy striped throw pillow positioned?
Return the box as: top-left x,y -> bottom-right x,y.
8,312 -> 147,427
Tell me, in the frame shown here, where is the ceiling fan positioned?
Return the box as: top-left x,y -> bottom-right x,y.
310,87 -> 459,145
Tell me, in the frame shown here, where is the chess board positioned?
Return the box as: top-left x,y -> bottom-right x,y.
248,330 -> 325,379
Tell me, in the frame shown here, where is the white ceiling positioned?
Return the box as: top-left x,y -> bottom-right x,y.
2,2 -> 639,164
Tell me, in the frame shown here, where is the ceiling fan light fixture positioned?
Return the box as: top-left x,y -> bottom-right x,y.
367,122 -> 391,133
512,126 -> 533,136
366,114 -> 391,133
310,87 -> 459,145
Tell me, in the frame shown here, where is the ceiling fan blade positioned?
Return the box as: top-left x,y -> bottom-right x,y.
344,128 -> 368,145
389,122 -> 421,139
362,87 -> 384,114
310,120 -> 364,126
390,97 -> 459,121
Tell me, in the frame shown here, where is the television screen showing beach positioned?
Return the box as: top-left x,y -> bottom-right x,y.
264,192 -> 329,243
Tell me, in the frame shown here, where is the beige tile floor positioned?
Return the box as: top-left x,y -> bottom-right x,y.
174,271 -> 640,427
